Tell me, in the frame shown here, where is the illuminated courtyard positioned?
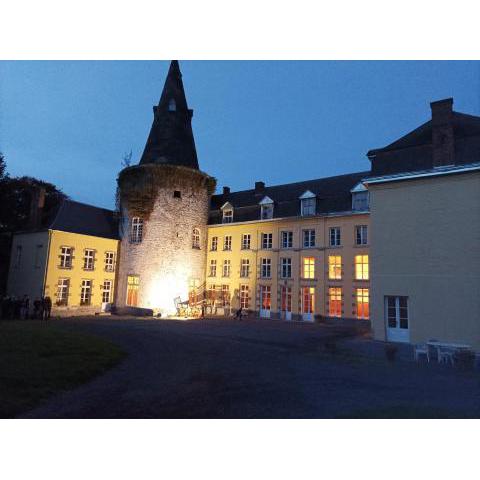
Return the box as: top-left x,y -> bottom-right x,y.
19,317 -> 480,419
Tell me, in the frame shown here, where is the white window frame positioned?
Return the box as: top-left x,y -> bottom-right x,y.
302,256 -> 315,279
80,279 -> 92,306
211,236 -> 218,251
222,259 -> 231,277
299,190 -> 316,216
355,255 -> 369,280
222,209 -> 233,224
60,246 -> 73,268
192,228 -> 201,249
83,249 -> 95,271
105,251 -> 115,272
261,258 -> 272,278
240,285 -> 250,309
209,259 -> 217,277
261,233 -> 273,250
102,280 -> 113,303
280,257 -> 292,279
356,288 -> 370,320
281,231 -> 293,249
329,227 -> 341,247
328,255 -> 342,280
130,217 -> 144,244
328,287 -> 342,317
241,234 -> 251,250
223,235 -> 232,251
56,278 -> 69,306
240,258 -> 250,278
355,225 -> 368,246
303,229 -> 315,248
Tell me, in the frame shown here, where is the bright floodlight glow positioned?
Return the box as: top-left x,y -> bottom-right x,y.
145,265 -> 190,315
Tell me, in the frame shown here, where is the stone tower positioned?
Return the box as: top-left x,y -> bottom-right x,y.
116,61 -> 216,315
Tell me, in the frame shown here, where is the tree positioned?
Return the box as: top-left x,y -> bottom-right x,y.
0,154 -> 68,294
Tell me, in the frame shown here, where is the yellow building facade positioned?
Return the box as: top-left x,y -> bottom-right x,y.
7,200 -> 119,316
205,212 -> 370,322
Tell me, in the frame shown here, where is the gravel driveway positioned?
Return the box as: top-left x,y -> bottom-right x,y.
20,317 -> 480,418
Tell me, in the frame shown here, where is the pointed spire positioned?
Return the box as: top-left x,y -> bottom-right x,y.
139,60 -> 199,169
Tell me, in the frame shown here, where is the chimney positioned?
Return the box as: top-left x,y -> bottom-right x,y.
222,186 -> 230,196
255,181 -> 265,195
431,98 -> 454,167
28,186 -> 46,230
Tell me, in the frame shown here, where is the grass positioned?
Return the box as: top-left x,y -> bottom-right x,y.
0,320 -> 126,418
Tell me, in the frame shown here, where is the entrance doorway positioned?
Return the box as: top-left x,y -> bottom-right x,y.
260,285 -> 271,318
385,296 -> 409,343
301,286 -> 315,322
280,286 -> 292,320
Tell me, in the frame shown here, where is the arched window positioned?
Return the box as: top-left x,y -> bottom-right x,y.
192,228 -> 201,249
168,98 -> 176,111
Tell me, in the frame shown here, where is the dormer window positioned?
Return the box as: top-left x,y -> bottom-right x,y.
221,202 -> 234,223
351,183 -> 369,211
299,190 -> 316,216
259,196 -> 274,220
168,98 -> 176,111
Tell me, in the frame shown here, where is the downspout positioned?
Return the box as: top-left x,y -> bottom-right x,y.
41,230 -> 52,298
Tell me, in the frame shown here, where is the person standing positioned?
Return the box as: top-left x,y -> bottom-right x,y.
43,296 -> 52,320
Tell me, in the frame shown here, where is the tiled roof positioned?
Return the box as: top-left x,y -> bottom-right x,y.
49,200 -> 119,240
209,171 -> 368,224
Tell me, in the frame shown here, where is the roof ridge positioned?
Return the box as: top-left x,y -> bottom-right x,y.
63,198 -> 114,213
214,170 -> 369,197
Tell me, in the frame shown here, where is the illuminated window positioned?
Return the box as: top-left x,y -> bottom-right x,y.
280,257 -> 292,278
241,234 -> 251,250
59,246 -> 73,268
303,229 -> 315,248
83,249 -> 95,271
240,285 -> 249,309
102,280 -> 113,303
222,209 -> 233,223
211,236 -> 218,251
209,259 -> 217,277
192,228 -> 201,249
222,284 -> 230,307
261,258 -> 271,278
356,288 -> 369,319
355,225 -> 368,245
168,98 -> 176,111
328,287 -> 342,317
126,275 -> 139,307
355,255 -> 369,280
130,217 -> 144,243
260,285 -> 271,311
301,287 -> 315,314
80,279 -> 92,306
329,227 -> 341,247
105,251 -> 115,272
262,233 -> 273,249
328,255 -> 342,280
56,278 -> 69,306
223,235 -> 232,251
302,257 -> 315,279
240,258 -> 250,278
222,259 -> 231,277
281,231 -> 293,249
280,286 -> 292,313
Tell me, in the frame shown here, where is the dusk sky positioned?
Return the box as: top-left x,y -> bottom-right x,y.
1,60 -> 479,209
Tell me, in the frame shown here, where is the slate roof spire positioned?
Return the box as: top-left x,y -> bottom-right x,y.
139,60 -> 199,169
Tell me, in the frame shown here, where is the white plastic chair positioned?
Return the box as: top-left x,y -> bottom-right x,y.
414,344 -> 430,362
437,346 -> 455,365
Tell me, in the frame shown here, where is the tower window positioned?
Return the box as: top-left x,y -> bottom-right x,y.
173,190 -> 181,199
192,228 -> 201,249
168,98 -> 176,111
130,217 -> 144,244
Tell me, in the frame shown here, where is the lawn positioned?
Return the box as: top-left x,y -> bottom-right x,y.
0,320 -> 126,418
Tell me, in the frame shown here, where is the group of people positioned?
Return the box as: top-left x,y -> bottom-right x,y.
0,294 -> 52,320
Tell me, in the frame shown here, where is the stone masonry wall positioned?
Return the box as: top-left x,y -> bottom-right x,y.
116,177 -> 210,315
